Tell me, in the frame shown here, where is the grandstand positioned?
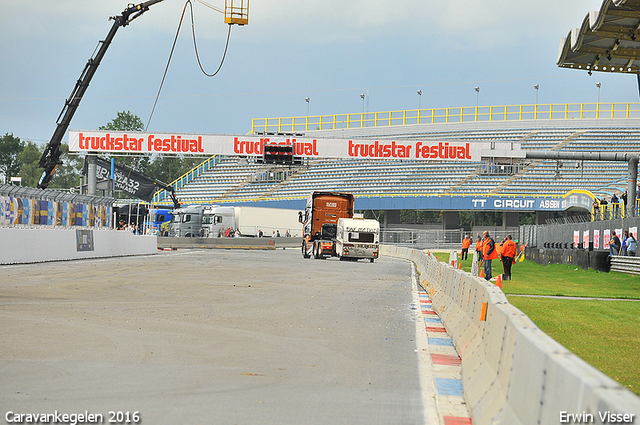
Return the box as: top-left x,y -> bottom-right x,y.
165,108 -> 640,210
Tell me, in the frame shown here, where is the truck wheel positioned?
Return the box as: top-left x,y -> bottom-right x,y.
302,241 -> 311,259
370,258 -> 375,263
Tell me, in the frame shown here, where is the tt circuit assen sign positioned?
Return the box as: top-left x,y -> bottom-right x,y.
68,130 -> 522,161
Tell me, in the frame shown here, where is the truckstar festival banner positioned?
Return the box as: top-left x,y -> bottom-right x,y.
68,130 -> 517,162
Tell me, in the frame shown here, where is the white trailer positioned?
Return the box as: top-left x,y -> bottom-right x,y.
335,217 -> 380,262
202,206 -> 300,238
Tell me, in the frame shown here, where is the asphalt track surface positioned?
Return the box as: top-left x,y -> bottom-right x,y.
0,249 -> 429,424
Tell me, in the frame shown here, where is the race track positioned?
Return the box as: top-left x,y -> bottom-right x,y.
0,249 -> 449,424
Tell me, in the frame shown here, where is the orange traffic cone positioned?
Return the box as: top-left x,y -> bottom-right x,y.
496,275 -> 502,289
479,268 -> 484,278
458,263 -> 462,269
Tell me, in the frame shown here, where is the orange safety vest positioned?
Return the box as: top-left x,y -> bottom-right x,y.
501,239 -> 517,258
483,237 -> 499,260
462,238 -> 471,249
475,240 -> 483,251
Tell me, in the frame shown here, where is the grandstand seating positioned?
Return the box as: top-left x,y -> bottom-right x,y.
173,122 -> 640,205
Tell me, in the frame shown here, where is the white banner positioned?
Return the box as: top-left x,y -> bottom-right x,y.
67,130 -> 517,162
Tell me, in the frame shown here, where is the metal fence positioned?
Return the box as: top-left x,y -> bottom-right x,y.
381,227 -> 522,250
0,183 -> 113,229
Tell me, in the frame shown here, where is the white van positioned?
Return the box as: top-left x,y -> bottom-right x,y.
336,217 -> 380,262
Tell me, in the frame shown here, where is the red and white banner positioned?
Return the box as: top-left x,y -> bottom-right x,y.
68,130 -> 492,161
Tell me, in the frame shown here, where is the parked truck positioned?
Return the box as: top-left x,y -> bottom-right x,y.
169,205 -> 300,238
300,191 -> 354,259
335,217 -> 380,262
202,206 -> 300,237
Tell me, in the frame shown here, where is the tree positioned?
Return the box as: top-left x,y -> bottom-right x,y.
99,110 -> 144,132
17,141 -> 42,188
0,133 -> 24,183
48,144 -> 83,190
99,111 -> 148,172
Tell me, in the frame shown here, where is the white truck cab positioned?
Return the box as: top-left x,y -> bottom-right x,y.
336,217 -> 380,262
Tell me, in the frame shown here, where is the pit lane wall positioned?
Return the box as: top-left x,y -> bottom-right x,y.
381,245 -> 640,425
0,228 -> 156,264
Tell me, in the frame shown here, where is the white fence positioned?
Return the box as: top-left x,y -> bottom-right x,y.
381,245 -> 640,425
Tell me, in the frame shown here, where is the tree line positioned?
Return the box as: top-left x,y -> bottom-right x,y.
0,111 -> 204,193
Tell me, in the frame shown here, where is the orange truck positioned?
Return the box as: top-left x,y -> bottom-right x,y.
300,192 -> 354,259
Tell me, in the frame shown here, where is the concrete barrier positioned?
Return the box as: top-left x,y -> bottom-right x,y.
0,228 -> 157,264
381,245 -> 640,425
157,236 -> 303,250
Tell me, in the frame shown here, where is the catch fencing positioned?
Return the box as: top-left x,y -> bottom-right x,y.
381,228 -> 520,250
382,245 -> 640,425
0,183 -> 113,229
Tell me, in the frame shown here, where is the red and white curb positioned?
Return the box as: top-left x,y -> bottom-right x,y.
411,265 -> 473,425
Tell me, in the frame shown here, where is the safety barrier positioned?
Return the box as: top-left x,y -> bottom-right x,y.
610,256 -> 640,275
0,227 -> 157,264
0,184 -> 113,229
381,245 -> 640,425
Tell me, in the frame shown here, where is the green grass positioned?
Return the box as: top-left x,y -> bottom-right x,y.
508,297 -> 640,395
432,251 -> 640,395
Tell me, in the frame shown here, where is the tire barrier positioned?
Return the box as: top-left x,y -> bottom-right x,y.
381,245 -> 640,425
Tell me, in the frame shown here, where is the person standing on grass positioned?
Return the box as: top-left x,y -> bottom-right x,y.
482,231 -> 499,281
475,236 -> 483,258
461,235 -> 471,261
500,235 -> 517,281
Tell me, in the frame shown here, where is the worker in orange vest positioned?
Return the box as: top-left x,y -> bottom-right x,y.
500,235 -> 517,281
461,235 -> 471,260
482,231 -> 499,280
475,236 -> 483,259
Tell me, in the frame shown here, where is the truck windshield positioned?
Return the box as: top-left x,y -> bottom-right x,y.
348,232 -> 375,243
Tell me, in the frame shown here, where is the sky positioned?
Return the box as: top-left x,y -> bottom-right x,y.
1,0 -> 635,146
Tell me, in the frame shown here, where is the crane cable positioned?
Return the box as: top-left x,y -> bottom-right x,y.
146,0 -> 232,130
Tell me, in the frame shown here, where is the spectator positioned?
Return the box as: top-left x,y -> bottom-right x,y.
234,228 -> 240,238
258,229 -> 263,238
285,230 -> 291,237
482,231 -> 499,281
609,231 -> 621,256
461,235 -> 471,260
622,230 -> 630,256
592,198 -> 600,221
611,193 -> 620,218
627,232 -> 637,257
621,190 -> 628,207
500,235 -> 517,281
276,230 -> 281,237
600,197 -> 609,219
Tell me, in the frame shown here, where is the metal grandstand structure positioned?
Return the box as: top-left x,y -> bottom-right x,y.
557,0 -> 640,75
150,114 -> 640,223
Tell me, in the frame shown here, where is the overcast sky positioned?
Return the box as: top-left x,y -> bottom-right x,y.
0,0 -> 633,145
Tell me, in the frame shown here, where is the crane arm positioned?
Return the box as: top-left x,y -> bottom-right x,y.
38,0 -> 165,189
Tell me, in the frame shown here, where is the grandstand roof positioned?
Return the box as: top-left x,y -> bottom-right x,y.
557,0 -> 640,74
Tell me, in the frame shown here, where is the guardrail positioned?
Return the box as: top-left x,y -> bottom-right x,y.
252,102 -> 640,133
381,245 -> 640,425
610,256 -> 640,275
